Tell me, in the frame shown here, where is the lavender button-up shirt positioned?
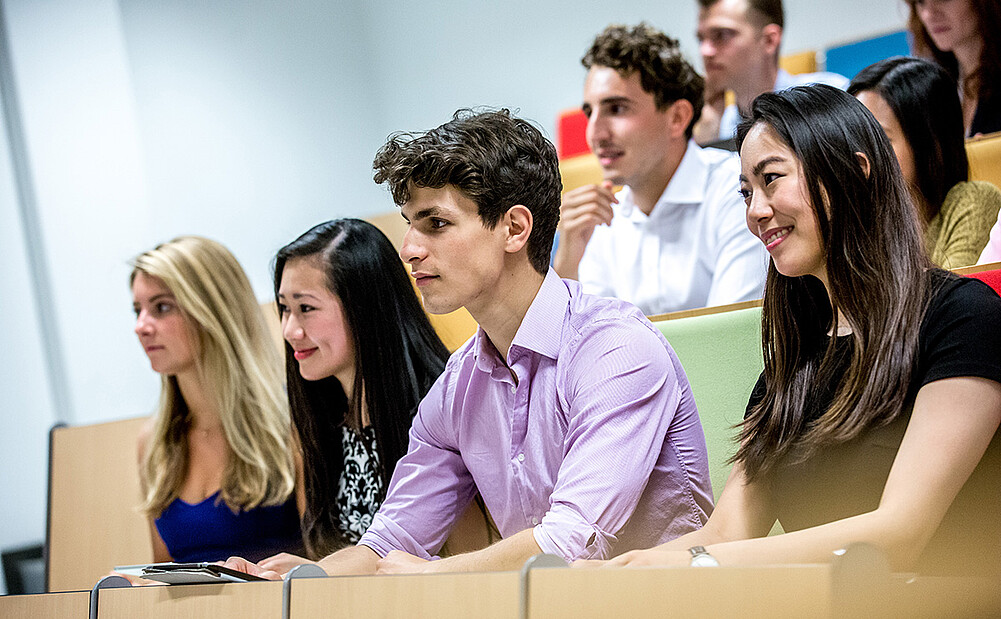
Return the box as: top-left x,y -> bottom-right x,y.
359,270 -> 713,562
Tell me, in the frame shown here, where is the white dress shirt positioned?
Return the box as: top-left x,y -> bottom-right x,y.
577,142 -> 767,316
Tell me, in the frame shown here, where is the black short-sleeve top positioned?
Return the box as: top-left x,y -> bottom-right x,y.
746,272 -> 1001,576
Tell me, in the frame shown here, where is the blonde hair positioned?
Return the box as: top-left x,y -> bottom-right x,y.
132,236 -> 294,515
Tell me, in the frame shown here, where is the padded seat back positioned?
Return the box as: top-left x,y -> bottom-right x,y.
654,307 -> 763,498
967,132 -> 1001,190
47,417 -> 152,591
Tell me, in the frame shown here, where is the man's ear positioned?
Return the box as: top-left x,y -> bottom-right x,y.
504,205 -> 533,254
667,99 -> 695,139
761,24 -> 782,58
855,151 -> 871,179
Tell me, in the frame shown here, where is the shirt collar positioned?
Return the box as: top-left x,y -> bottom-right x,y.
509,268 -> 566,361
620,141 -> 709,217
472,269 -> 567,371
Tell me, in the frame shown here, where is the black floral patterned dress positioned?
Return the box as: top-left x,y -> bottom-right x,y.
336,425 -> 383,543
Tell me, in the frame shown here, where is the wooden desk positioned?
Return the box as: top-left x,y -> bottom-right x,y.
0,590 -> 89,618
288,571 -> 520,619
525,565 -> 833,618
6,564 -> 998,618
95,581 -> 283,619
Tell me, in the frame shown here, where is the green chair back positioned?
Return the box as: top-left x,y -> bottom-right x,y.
655,307 -> 763,499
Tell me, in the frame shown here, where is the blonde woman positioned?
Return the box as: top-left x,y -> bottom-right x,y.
131,236 -> 303,563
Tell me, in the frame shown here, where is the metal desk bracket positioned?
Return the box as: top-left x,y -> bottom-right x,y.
89,575 -> 131,619
519,553 -> 568,619
281,563 -> 328,619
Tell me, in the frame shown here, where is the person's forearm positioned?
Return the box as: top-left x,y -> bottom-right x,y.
426,528 -> 544,573
703,509 -> 914,569
654,524 -> 733,552
317,544 -> 381,576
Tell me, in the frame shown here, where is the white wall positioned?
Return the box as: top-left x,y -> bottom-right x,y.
0,0 -> 908,590
117,0 -> 390,296
0,48 -> 56,598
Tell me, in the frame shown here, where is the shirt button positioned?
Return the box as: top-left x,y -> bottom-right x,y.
510,385 -> 517,394
531,517 -> 540,525
517,453 -> 525,462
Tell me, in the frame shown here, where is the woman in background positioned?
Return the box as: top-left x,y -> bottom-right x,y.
132,236 -> 301,563
581,86 -> 1001,575
906,0 -> 1001,136
849,56 -> 1001,268
254,219 -> 452,573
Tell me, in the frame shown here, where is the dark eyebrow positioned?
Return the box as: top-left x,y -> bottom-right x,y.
277,291 -> 321,301
407,205 -> 447,222
599,96 -> 632,107
752,156 -> 786,177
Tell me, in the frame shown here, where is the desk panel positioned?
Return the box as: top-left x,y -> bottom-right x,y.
0,590 -> 89,618
527,565 -> 833,618
96,581 -> 283,619
289,571 -> 520,619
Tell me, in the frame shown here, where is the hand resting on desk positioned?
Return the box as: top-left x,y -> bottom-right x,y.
220,556 -> 282,580
375,550 -> 433,575
255,552 -> 317,576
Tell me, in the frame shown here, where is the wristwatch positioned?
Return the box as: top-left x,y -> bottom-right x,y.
688,545 -> 719,567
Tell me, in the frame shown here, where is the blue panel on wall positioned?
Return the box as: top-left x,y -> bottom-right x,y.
826,30 -> 911,80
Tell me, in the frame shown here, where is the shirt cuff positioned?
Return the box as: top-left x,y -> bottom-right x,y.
531,503 -> 617,562
358,512 -> 435,560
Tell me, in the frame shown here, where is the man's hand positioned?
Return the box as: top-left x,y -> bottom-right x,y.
256,552 -> 316,576
375,550 -> 434,575
221,555 -> 282,580
553,181 -> 617,280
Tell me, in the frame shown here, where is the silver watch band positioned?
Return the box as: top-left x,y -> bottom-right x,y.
688,545 -> 720,567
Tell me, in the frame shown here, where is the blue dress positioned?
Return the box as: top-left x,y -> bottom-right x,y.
155,492 -> 302,563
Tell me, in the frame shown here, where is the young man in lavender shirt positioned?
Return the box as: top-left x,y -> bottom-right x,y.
230,109 -> 712,577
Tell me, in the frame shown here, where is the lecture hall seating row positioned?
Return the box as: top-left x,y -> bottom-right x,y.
42,263 -> 1000,598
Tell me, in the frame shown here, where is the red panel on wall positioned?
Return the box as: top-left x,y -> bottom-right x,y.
557,108 -> 590,159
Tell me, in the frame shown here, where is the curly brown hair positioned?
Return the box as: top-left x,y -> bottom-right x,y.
372,108 -> 562,275
582,23 -> 705,138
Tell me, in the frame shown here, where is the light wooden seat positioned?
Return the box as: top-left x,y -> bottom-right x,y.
47,416 -> 152,592
559,152 -> 603,194
967,131 -> 1001,190
779,49 -> 818,75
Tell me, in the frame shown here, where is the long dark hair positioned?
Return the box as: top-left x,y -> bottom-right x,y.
848,56 -> 968,222
906,0 -> 1001,122
734,85 -> 934,480
273,219 -> 449,557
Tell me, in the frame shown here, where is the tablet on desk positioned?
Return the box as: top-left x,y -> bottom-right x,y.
114,562 -> 267,585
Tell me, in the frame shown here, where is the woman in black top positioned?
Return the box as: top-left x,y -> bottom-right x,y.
587,85 -> 1001,575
